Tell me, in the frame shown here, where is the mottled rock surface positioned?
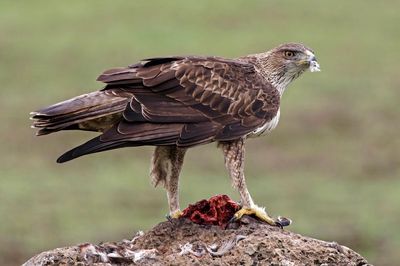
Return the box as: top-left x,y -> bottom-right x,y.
23,216 -> 370,266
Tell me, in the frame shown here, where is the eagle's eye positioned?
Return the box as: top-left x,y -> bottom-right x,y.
284,51 -> 296,58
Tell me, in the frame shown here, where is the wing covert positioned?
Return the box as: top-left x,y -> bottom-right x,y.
97,56 -> 280,145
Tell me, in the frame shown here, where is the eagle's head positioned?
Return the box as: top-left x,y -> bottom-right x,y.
256,42 -> 320,94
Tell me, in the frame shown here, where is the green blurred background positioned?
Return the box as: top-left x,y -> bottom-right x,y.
1,1 -> 399,265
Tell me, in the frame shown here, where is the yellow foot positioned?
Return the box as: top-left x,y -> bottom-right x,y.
167,209 -> 183,220
233,205 -> 291,228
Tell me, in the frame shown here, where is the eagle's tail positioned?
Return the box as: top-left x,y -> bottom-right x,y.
30,90 -> 130,136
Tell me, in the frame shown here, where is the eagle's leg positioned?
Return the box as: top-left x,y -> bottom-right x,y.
219,138 -> 279,226
150,146 -> 187,219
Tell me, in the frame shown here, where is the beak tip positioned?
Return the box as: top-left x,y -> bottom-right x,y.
309,61 -> 321,72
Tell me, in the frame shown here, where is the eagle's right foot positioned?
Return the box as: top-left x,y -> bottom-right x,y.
231,205 -> 291,228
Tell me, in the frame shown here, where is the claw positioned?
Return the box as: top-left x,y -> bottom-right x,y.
228,215 -> 238,224
276,216 -> 292,228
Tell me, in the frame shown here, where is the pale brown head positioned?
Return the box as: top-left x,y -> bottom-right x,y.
255,43 -> 320,93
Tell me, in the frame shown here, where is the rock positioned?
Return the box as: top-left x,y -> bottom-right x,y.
23,217 -> 371,266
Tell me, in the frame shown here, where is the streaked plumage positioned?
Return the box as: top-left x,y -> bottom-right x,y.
31,43 -> 320,224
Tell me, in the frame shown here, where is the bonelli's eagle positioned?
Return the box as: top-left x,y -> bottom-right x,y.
31,43 -> 320,226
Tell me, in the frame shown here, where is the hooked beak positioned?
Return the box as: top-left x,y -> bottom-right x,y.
305,50 -> 320,72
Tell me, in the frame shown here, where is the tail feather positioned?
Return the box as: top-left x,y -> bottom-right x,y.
32,97 -> 125,125
33,102 -> 124,131
32,91 -> 103,116
31,90 -> 130,135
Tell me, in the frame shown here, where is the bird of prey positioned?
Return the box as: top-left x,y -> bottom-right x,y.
31,43 -> 320,226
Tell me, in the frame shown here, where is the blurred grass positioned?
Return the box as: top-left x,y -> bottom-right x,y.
0,0 -> 399,265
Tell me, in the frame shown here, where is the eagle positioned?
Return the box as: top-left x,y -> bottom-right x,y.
31,43 -> 320,226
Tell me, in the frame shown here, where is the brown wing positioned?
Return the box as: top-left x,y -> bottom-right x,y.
57,56 -> 280,162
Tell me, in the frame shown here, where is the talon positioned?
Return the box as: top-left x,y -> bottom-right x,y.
228,215 -> 238,224
276,216 -> 292,227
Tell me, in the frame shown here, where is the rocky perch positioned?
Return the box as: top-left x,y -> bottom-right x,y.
23,196 -> 371,265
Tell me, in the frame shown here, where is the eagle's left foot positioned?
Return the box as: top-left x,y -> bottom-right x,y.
232,205 -> 292,228
166,209 -> 183,221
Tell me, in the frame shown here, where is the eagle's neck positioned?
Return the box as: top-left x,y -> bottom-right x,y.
246,53 -> 304,97
265,71 -> 292,97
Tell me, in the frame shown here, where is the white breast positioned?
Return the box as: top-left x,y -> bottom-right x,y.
248,109 -> 280,138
